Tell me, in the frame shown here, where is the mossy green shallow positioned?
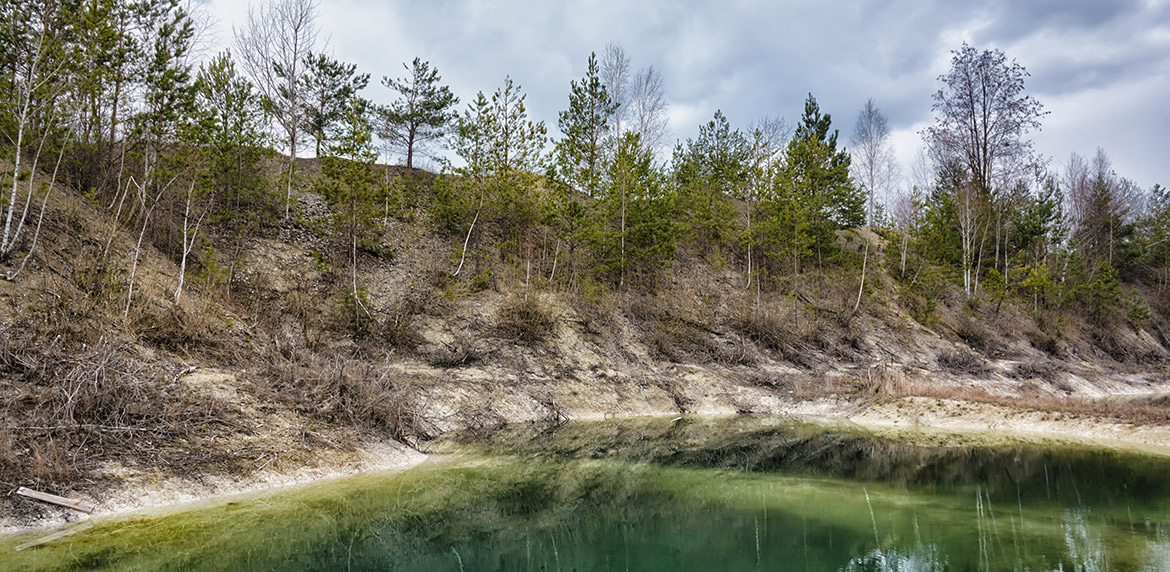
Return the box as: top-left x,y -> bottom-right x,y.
4,415 -> 1170,571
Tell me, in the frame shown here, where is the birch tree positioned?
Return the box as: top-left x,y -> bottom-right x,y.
600,43 -> 631,138
1,0 -> 72,274
1067,149 -> 1140,271
849,98 -> 897,310
923,43 -> 1046,298
629,65 -> 669,155
234,0 -> 320,218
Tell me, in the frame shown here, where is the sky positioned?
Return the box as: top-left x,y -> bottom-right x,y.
195,0 -> 1170,191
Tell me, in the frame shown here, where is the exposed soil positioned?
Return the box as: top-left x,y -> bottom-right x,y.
3,166 -> 1170,535
5,367 -> 1170,535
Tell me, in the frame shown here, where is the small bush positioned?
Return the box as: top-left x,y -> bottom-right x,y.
259,345 -> 432,445
469,268 -> 493,293
426,336 -> 483,367
1013,359 -> 1059,382
498,293 -> 559,343
729,304 -> 791,351
955,314 -> 990,350
647,316 -> 703,362
381,316 -> 423,350
0,330 -> 237,487
937,349 -> 990,375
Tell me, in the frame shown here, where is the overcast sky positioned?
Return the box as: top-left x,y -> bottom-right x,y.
196,0 -> 1169,191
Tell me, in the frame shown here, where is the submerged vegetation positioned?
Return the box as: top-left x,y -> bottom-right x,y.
5,418 -> 1170,571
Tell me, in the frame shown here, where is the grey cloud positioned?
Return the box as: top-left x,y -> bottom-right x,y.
977,0 -> 1153,43
207,0 -> 1167,188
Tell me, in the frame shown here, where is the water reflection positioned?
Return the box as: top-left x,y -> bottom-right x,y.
842,548 -> 943,572
2,416 -> 1169,572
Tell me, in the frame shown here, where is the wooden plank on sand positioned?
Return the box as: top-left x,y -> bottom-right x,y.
15,487 -> 95,514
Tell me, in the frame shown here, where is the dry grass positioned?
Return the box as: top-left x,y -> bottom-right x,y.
748,361 -> 1170,427
257,341 -> 432,446
0,328 -> 239,490
889,380 -> 1170,426
854,363 -> 910,395
497,293 -> 560,344
937,349 -> 991,375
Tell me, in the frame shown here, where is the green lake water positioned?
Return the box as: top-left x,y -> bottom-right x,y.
4,416 -> 1170,571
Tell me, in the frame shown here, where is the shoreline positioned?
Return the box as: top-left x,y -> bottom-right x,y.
6,394 -> 1170,537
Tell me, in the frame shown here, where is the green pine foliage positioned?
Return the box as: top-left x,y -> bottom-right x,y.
301,53 -> 371,157
0,5 -> 1165,360
555,52 -> 615,199
377,57 -> 459,169
596,133 -> 681,289
192,51 -> 274,224
673,110 -> 748,245
317,97 -> 383,255
753,95 -> 861,279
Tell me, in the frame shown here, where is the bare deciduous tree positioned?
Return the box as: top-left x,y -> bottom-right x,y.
233,0 -> 320,218
629,65 -> 669,155
175,182 -> 209,304
890,184 -> 922,279
849,98 -> 898,310
923,42 -> 1046,195
600,43 -> 631,138
1067,148 -> 1142,269
923,43 -> 1046,299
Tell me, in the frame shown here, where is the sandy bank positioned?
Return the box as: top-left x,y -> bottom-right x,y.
6,391 -> 1170,537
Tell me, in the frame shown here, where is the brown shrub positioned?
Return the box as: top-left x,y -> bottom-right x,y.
258,343 -> 432,445
497,293 -> 560,343
955,314 -> 991,351
1013,359 -> 1061,382
728,302 -> 793,352
937,349 -> 990,375
0,329 -> 237,488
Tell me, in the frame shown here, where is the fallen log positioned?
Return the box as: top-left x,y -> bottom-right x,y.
14,487 -> 95,514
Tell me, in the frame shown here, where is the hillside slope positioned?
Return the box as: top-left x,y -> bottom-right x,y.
2,160 -> 1168,529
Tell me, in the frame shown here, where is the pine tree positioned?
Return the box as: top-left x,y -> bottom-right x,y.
301,53 -> 369,157
68,0 -> 135,192
555,52 -> 614,198
449,77 -> 547,275
600,132 -> 680,289
316,96 -> 381,332
192,51 -> 271,221
673,110 -> 749,245
768,94 -> 862,276
377,57 -> 458,169
1139,184 -> 1170,296
785,94 -> 862,229
487,75 -> 547,174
